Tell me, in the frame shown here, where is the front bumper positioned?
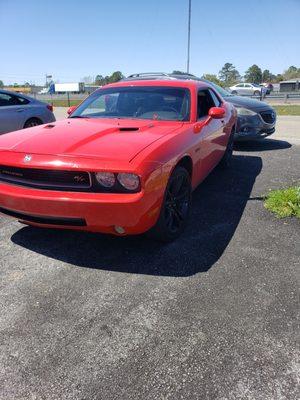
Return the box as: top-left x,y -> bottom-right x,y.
234,113 -> 276,141
0,182 -> 162,235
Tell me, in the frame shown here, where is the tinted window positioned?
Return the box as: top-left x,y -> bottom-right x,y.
205,82 -> 232,97
0,93 -> 29,106
0,93 -> 13,106
208,89 -> 222,106
16,96 -> 29,105
72,86 -> 191,121
197,90 -> 216,119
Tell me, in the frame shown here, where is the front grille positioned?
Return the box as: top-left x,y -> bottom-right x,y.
260,111 -> 276,124
0,165 -> 91,191
0,206 -> 86,226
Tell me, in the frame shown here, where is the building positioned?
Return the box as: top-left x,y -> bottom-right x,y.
279,79 -> 300,92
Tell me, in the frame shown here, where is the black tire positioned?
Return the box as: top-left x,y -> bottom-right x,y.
24,118 -> 42,129
149,166 -> 192,242
231,91 -> 238,95
254,90 -> 260,96
219,128 -> 235,169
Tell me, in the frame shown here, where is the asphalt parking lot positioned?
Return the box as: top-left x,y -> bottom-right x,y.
0,127 -> 299,398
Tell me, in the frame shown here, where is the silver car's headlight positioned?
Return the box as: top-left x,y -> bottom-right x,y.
236,107 -> 257,116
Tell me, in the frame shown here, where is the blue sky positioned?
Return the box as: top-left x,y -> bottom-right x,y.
0,0 -> 299,85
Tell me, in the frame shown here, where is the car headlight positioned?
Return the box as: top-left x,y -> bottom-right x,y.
236,107 -> 257,116
94,172 -> 140,192
117,173 -> 140,191
95,172 -> 116,188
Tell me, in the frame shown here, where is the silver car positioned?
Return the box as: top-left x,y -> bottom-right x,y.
0,89 -> 55,135
229,83 -> 267,97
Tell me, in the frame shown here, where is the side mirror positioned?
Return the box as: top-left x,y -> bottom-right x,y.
67,105 -> 77,115
209,107 -> 225,119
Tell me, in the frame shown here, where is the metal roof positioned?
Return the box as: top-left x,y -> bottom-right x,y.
280,79 -> 300,84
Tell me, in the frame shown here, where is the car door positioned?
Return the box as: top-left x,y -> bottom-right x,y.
244,84 -> 253,95
194,89 -> 225,182
235,83 -> 244,95
0,92 -> 28,134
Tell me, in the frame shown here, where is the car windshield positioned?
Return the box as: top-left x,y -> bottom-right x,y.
203,81 -> 233,97
71,86 -> 191,121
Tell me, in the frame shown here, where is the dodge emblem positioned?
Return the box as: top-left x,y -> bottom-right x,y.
24,155 -> 32,162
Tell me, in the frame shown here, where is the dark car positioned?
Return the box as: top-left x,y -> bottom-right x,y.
124,74 -> 276,141
200,82 -> 276,141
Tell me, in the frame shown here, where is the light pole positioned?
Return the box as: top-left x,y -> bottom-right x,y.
187,0 -> 192,73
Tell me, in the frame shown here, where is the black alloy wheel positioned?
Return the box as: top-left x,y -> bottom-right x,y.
149,166 -> 192,242
219,128 -> 235,169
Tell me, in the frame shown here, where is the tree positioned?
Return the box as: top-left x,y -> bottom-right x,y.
283,66 -> 300,80
244,64 -> 262,83
0,80 -> 4,88
201,74 -> 224,87
95,71 -> 124,86
172,70 -> 187,75
218,63 -> 240,86
262,69 -> 275,83
81,76 -> 94,84
274,74 -> 284,83
109,71 -> 124,83
95,74 -> 105,85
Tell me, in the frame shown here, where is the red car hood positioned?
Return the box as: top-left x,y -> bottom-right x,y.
0,118 -> 183,162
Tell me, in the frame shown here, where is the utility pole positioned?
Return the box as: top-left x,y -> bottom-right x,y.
187,0 -> 192,73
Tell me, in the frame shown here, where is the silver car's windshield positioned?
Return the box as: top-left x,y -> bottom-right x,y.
71,86 -> 191,121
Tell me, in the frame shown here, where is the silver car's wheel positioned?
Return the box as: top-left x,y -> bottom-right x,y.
24,118 -> 42,129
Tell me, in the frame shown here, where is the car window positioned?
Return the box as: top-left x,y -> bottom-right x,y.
197,89 -> 216,119
0,93 -> 29,107
236,84 -> 244,87
208,89 -> 222,107
71,86 -> 191,121
204,82 -> 232,97
15,96 -> 29,105
0,93 -> 13,107
245,84 -> 252,88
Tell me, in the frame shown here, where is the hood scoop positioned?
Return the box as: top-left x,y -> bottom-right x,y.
44,124 -> 56,129
118,127 -> 139,132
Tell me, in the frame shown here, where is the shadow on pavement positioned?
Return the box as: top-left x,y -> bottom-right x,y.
11,154 -> 262,277
235,138 -> 291,152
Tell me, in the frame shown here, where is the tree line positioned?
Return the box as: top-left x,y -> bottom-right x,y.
202,64 -> 300,88
1,65 -> 299,89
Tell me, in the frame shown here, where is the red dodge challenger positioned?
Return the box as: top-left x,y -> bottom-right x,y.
0,75 -> 236,241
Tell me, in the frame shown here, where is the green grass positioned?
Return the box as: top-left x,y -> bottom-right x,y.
273,105 -> 300,116
264,186 -> 300,219
45,99 -> 82,107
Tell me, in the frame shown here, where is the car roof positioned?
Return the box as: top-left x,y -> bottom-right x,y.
100,77 -> 211,91
0,88 -> 33,100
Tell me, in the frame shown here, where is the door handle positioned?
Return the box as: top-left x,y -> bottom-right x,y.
17,108 -> 24,112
